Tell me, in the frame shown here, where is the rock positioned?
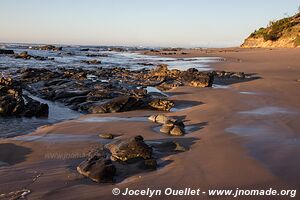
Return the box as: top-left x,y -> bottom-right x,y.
173,142 -> 187,151
15,51 -> 51,61
105,135 -> 152,162
82,59 -> 101,65
150,64 -> 170,77
77,156 -> 116,183
0,77 -> 49,117
80,48 -> 89,51
15,51 -> 31,59
99,133 -> 114,139
160,123 -> 174,134
53,90 -> 90,100
23,95 -> 49,117
29,45 -> 62,51
138,159 -> 157,170
88,96 -> 143,114
148,99 -> 174,111
148,114 -> 171,124
170,125 -> 185,136
0,49 -> 14,54
148,114 -> 184,126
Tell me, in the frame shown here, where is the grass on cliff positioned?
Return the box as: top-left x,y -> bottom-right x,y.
250,12 -> 300,42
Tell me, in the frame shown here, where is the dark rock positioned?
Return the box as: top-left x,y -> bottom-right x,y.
77,156 -> 116,183
80,48 -> 89,51
29,45 -> 62,51
23,95 -> 49,117
82,59 -> 101,65
88,96 -> 143,114
0,77 -> 49,117
105,135 -> 152,162
15,52 -> 52,61
53,90 -> 90,100
138,159 -> 157,170
0,49 -> 14,54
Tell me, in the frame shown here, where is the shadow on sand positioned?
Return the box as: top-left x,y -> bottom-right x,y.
0,143 -> 32,166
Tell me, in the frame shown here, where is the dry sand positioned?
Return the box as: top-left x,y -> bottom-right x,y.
0,48 -> 299,199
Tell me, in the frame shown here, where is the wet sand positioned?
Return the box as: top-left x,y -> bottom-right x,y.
1,48 -> 300,199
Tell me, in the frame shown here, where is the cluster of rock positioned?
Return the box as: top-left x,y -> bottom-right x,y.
14,67 -> 180,114
29,45 -> 62,51
15,51 -> 54,61
1,64 -> 252,116
149,114 -> 185,136
0,77 -> 49,117
77,135 -> 187,183
77,136 -> 156,183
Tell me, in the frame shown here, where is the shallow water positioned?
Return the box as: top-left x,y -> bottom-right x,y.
212,84 -> 230,89
78,117 -> 148,123
10,133 -> 110,143
238,106 -> 295,115
0,93 -> 81,138
226,120 -> 300,183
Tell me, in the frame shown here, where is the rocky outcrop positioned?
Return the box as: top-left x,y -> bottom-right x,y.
0,49 -> 14,54
15,51 -> 54,61
5,65 -> 251,115
29,45 -> 62,51
242,12 -> 300,48
0,77 -> 49,117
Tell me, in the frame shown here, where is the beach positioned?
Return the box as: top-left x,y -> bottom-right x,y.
0,47 -> 300,199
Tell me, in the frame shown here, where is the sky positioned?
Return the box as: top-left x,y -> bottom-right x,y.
0,0 -> 299,47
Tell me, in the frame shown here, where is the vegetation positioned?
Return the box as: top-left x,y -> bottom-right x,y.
248,12 -> 300,42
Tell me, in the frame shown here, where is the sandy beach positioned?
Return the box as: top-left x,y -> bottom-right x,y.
0,48 -> 300,199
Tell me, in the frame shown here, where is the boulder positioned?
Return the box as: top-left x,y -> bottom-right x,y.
77,156 -> 116,183
105,135 -> 152,162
